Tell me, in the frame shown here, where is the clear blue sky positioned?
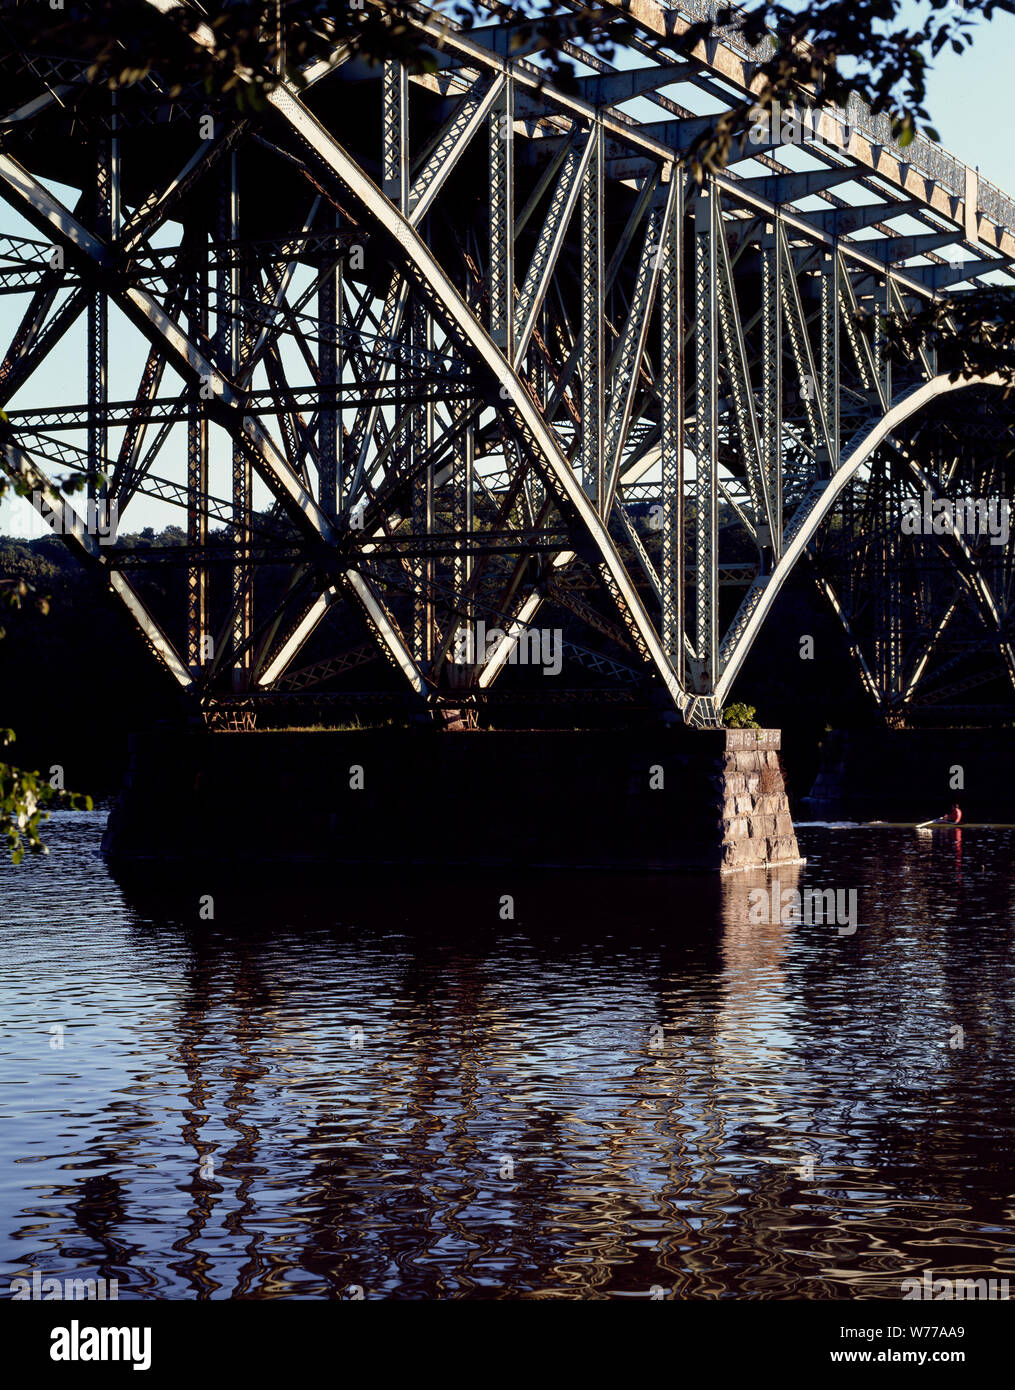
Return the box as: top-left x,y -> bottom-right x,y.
899,5 -> 1015,190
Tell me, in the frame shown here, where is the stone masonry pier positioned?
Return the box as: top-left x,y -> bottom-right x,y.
102,727 -> 803,874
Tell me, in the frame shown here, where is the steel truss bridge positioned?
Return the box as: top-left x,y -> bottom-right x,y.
2,0 -> 1015,728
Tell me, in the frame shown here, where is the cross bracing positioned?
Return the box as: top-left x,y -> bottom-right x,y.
1,1 -> 1014,726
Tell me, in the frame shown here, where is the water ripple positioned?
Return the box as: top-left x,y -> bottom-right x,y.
1,815 -> 1014,1298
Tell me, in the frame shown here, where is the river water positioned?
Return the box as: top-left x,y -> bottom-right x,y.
1,810 -> 1013,1300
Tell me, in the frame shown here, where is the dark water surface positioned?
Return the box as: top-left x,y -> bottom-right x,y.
1,811 -> 1013,1300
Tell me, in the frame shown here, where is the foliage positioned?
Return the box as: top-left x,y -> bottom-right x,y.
0,729 -> 93,865
870,286 -> 1015,408
723,701 -> 761,729
0,414 -> 97,861
681,0 -> 1015,173
6,0 -> 1011,139
670,3 -> 1015,395
0,1 -> 636,99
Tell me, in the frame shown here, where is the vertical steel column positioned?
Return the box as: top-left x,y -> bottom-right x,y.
223,154 -> 251,689
660,170 -> 684,672
887,481 -> 902,700
108,91 -> 121,240
318,210 -> 341,517
761,223 -> 782,556
488,77 -> 514,351
382,61 -> 409,214
411,301 -> 434,668
88,97 -> 116,499
187,244 -> 208,676
87,280 -> 107,496
693,185 -> 718,692
884,272 -> 893,405
580,121 -> 604,508
821,249 -> 840,470
873,276 -> 884,402
452,397 -> 474,663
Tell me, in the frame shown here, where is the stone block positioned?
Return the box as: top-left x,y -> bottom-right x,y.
768,834 -> 802,862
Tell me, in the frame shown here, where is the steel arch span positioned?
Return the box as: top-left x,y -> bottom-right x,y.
1,1 -> 1014,728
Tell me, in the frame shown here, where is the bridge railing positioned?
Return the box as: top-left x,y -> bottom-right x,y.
666,0 -> 1015,231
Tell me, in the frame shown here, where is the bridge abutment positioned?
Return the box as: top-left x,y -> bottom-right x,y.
101,728 -> 802,874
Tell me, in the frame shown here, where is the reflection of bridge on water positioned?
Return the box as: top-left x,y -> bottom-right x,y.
6,855 -> 999,1301
2,1 -> 1015,730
